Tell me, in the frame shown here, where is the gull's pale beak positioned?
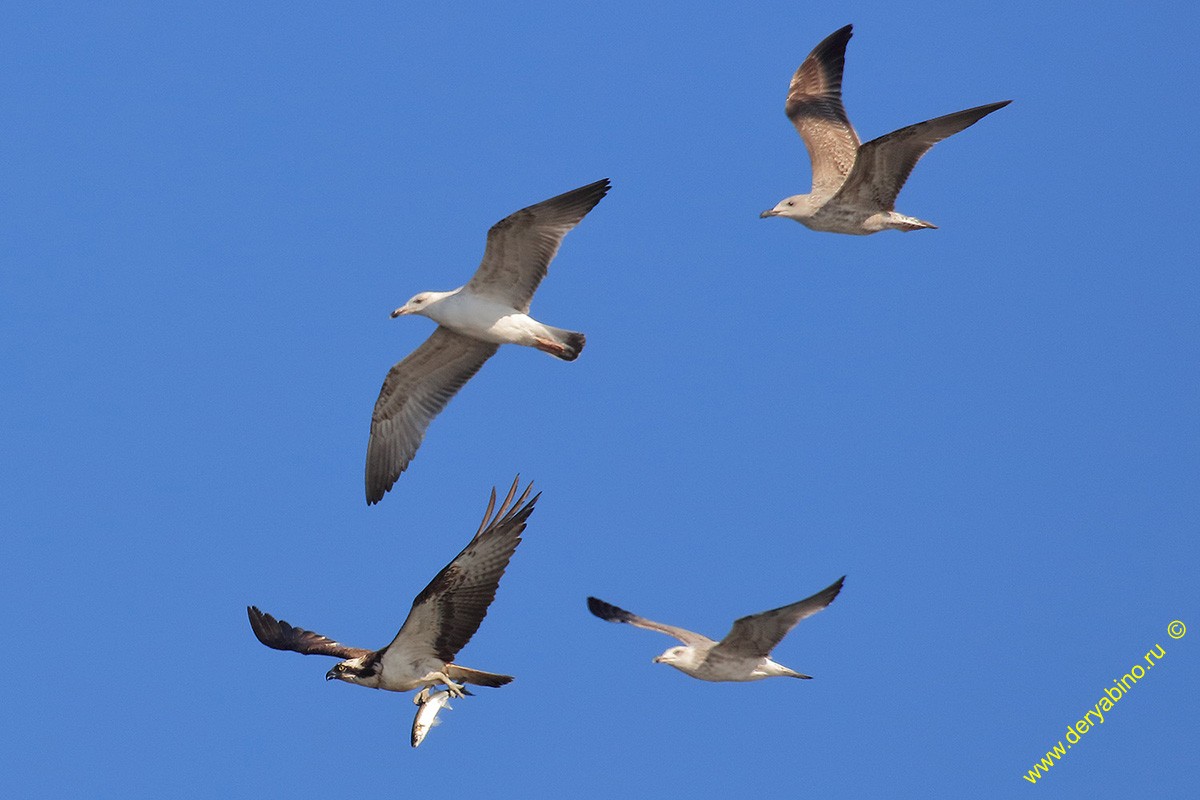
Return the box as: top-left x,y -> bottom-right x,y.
759,209 -> 777,219
390,306 -> 409,318
652,656 -> 664,664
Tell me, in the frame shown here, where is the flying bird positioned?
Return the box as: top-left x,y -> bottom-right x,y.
248,477 -> 537,702
365,179 -> 610,504
760,24 -> 1009,234
587,575 -> 845,682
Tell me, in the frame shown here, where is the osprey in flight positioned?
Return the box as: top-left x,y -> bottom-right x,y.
760,24 -> 1009,234
365,179 -> 610,504
249,477 -> 537,700
588,575 -> 845,682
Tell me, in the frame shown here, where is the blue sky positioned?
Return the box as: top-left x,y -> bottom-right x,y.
2,2 -> 1197,797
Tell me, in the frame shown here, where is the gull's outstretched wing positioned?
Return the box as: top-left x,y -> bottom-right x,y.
379,478 -> 538,671
709,576 -> 845,660
587,597 -> 715,648
464,179 -> 609,313
834,101 -> 1010,210
247,606 -> 372,660
365,326 -> 499,504
785,25 -> 859,198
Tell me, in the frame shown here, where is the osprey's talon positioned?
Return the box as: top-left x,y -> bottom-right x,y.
413,687 -> 431,705
444,680 -> 467,699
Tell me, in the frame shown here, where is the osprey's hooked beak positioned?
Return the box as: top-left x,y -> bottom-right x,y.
325,667 -> 340,681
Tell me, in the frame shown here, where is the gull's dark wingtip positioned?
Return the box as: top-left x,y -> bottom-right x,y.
574,178 -> 612,209
365,475 -> 391,505
821,575 -> 847,606
812,23 -> 854,60
587,596 -> 633,624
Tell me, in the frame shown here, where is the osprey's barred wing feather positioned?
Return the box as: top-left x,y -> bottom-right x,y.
247,606 -> 372,660
381,478 -> 538,666
587,597 -> 715,648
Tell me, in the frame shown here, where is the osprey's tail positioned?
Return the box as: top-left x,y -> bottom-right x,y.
446,664 -> 514,688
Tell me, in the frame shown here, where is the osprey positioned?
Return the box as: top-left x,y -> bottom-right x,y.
760,24 -> 1009,234
248,478 -> 537,700
365,179 -> 610,504
588,576 -> 844,682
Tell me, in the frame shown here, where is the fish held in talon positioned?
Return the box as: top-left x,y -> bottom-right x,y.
366,179 -> 609,504
247,478 -> 536,732
411,689 -> 452,748
761,24 -> 1009,235
587,575 -> 844,682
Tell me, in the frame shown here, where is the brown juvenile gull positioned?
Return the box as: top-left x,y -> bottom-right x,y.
587,576 -> 844,682
248,477 -> 536,703
365,179 -> 609,504
760,24 -> 1009,234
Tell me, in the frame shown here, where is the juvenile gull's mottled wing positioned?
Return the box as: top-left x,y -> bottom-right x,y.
365,326 -> 499,504
709,576 -> 845,660
247,606 -> 372,660
464,179 -> 610,313
587,597 -> 715,648
833,101 -> 1011,210
379,479 -> 538,672
784,24 -> 859,198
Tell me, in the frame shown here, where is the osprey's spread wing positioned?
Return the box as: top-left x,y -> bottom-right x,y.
365,326 -> 499,504
464,179 -> 609,313
247,606 -> 372,660
379,478 -> 537,670
785,24 -> 859,198
834,101 -> 1011,210
586,597 -> 716,648
709,576 -> 845,660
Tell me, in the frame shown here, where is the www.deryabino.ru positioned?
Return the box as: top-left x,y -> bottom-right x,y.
1022,641 -> 1169,784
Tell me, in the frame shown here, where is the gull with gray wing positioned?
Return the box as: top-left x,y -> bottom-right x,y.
588,576 -> 844,682
248,478 -> 537,705
366,179 -> 609,504
760,24 -> 1009,234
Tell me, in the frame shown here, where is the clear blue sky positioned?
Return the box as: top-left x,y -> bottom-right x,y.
2,2 -> 1197,797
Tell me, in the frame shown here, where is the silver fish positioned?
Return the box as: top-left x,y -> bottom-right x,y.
410,689 -> 452,748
